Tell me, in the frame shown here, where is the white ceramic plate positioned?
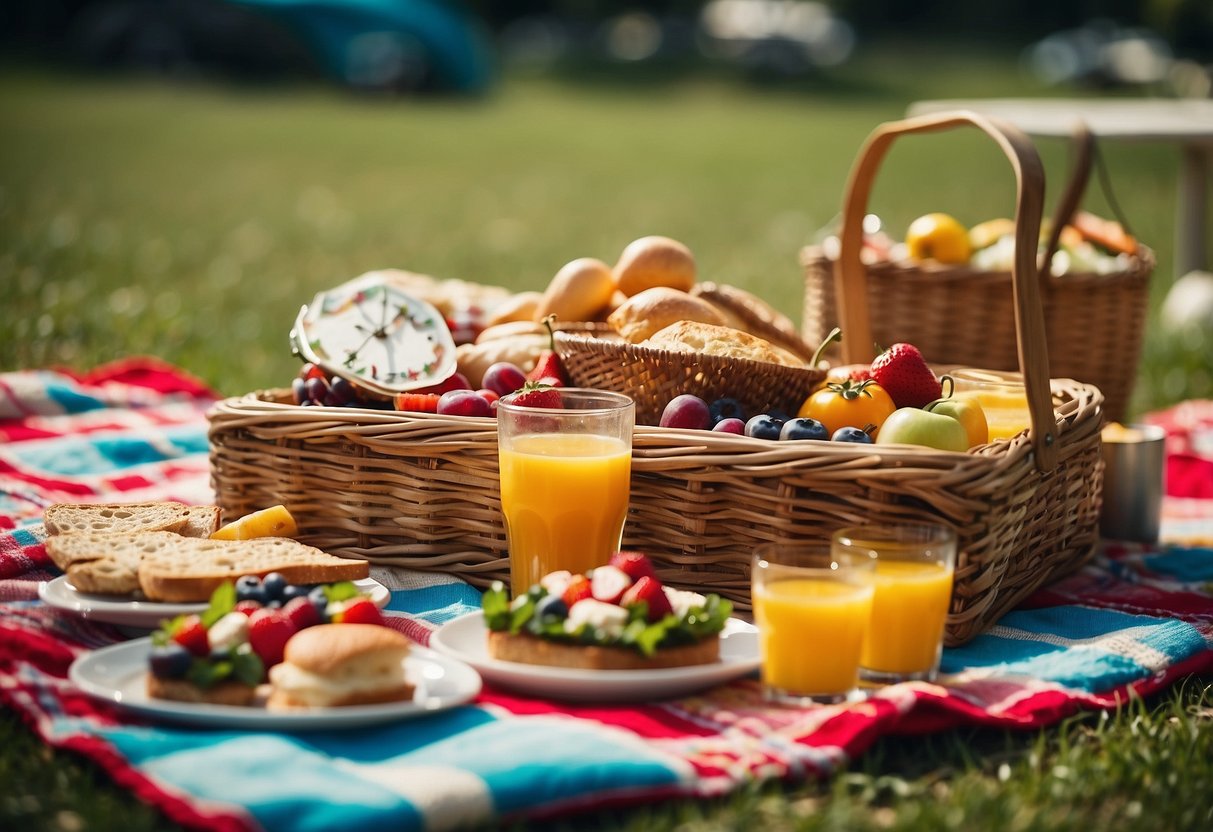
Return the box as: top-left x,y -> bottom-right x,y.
69,638 -> 481,729
39,576 -> 391,630
429,612 -> 760,703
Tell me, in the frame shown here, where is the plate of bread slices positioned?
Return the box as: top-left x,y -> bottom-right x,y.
38,502 -> 388,628
430,553 -> 760,702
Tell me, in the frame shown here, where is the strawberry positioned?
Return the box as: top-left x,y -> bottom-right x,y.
869,343 -> 942,408
620,575 -> 674,622
848,367 -> 873,383
561,574 -> 593,607
248,607 -> 296,667
510,381 -> 562,409
525,315 -> 569,387
234,600 -> 262,617
590,564 -> 633,604
337,597 -> 385,626
609,551 -> 657,583
282,595 -> 320,631
394,392 -> 441,413
172,616 -> 210,657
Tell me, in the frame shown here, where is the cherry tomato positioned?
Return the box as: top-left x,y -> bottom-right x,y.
797,379 -> 896,438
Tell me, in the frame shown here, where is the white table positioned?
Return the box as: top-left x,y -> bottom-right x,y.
907,98 -> 1213,275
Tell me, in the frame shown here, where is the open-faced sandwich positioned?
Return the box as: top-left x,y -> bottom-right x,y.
483,552 -> 731,670
146,574 -> 386,705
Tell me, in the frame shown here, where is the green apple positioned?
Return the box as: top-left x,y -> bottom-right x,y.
875,407 -> 969,452
923,396 -> 988,448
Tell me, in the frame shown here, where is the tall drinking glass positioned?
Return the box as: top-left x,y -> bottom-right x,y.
949,369 -> 1032,441
833,523 -> 957,684
497,389 -> 634,598
751,543 -> 876,705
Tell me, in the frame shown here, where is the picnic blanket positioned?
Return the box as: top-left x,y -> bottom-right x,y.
2,359 -> 1212,832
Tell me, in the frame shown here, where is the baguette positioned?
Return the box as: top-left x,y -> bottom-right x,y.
44,502 -> 192,537
136,534 -> 369,602
487,630 -> 719,670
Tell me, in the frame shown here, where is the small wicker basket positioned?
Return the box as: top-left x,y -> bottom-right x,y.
802,119 -> 1152,422
209,112 -> 1104,646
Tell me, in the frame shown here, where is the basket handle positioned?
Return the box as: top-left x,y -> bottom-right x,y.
1039,122 -> 1093,280
834,110 -> 1058,473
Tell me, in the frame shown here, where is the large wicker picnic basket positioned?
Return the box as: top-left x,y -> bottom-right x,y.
209,112 -> 1104,646
802,118 -> 1152,422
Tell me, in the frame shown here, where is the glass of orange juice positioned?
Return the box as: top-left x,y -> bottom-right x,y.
949,369 -> 1033,442
833,523 -> 957,685
751,543 -> 876,705
497,388 -> 634,598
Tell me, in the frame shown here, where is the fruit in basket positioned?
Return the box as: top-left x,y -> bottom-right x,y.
660,395 -> 711,430
437,390 -> 494,418
535,257 -> 617,323
779,418 -> 830,441
712,418 -> 745,435
870,343 -> 942,409
526,316 -> 569,387
832,426 -> 874,444
613,235 -> 696,297
482,362 -> 529,397
394,392 -> 441,413
510,381 -> 563,409
875,407 -> 968,452
924,393 -> 989,449
797,379 -> 896,438
905,213 -> 971,264
744,414 -> 784,440
968,218 -> 1015,252
708,397 -> 746,425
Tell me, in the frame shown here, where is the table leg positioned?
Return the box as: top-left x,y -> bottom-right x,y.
1177,144 -> 1210,275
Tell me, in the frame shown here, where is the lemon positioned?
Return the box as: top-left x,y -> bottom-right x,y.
210,504 -> 298,540
905,213 -> 972,264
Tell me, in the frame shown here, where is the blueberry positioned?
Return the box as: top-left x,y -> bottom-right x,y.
235,575 -> 266,605
832,426 -> 874,444
262,572 -> 288,602
780,418 -> 830,441
744,414 -> 785,441
708,397 -> 746,425
281,583 -> 310,602
534,594 -> 569,621
149,643 -> 192,679
308,586 -> 331,622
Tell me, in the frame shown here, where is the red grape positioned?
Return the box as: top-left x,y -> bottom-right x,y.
659,395 -> 711,430
437,390 -> 494,417
481,362 -> 528,397
304,376 -> 329,404
712,417 -> 746,435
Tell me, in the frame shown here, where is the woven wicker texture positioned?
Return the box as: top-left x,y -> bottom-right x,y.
802,123 -> 1152,422
553,330 -> 824,426
209,111 -> 1105,646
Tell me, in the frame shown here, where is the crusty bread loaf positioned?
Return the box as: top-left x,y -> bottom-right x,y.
180,505 -> 222,538
644,320 -> 806,368
267,624 -> 414,709
146,673 -> 258,706
607,287 -> 726,344
613,236 -> 697,297
691,282 -> 816,362
487,630 -> 720,670
44,502 -> 192,537
135,535 -> 369,602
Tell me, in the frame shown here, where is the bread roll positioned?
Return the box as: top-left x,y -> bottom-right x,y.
268,624 -> 414,709
645,321 -> 805,367
607,287 -> 726,344
613,236 -> 696,297
534,258 -> 616,324
485,291 -> 543,327
474,320 -> 545,345
691,282 -> 815,362
456,335 -> 548,388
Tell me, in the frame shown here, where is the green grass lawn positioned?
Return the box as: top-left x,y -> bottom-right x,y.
1,42 -> 1212,831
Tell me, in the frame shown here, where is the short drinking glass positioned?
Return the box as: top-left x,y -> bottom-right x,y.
751,543 -> 876,705
833,523 -> 957,684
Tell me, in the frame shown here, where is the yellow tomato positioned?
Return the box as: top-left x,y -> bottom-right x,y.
906,213 -> 972,264
210,505 -> 298,540
798,380 -> 897,438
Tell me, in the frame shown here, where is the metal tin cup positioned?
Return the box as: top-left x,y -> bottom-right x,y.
1100,423 -> 1166,543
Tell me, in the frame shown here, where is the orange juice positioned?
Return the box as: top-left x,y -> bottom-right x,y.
499,432 -> 631,596
956,389 -> 1030,441
753,577 -> 874,698
860,560 -> 954,676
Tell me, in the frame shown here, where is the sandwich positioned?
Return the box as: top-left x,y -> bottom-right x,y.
267,624 -> 415,709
